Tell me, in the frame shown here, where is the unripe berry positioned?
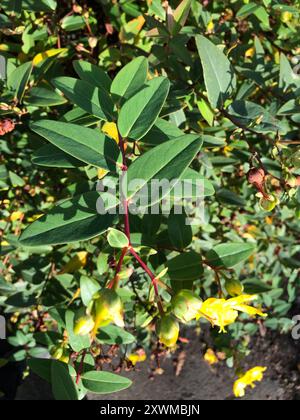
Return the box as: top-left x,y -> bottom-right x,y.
225,279 -> 244,297
172,290 -> 202,323
74,315 -> 95,336
156,315 -> 179,348
92,289 -> 124,333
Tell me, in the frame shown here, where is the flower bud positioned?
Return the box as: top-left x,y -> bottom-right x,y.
259,194 -> 279,212
50,345 -> 69,363
225,279 -> 244,297
156,315 -> 179,348
74,315 -> 95,336
92,289 -> 124,333
172,290 -> 202,323
50,345 -> 63,360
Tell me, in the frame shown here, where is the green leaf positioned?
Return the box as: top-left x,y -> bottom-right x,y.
279,54 -> 300,92
107,228 -> 129,249
206,242 -> 256,268
167,251 -> 203,282
236,3 -> 260,19
61,15 -> 86,32
51,361 -> 78,400
168,208 -> 192,250
118,77 -> 170,141
52,77 -> 114,121
19,191 -> 116,246
196,35 -> 236,109
227,101 -> 281,133
25,87 -> 67,107
172,0 -> 192,35
8,61 -> 33,102
28,358 -> 52,383
82,371 -> 132,394
110,56 -> 148,104
22,0 -> 57,11
73,60 -> 112,92
141,118 -> 183,146
216,188 -> 246,207
97,325 -> 136,345
30,120 -> 121,171
32,144 -> 85,168
127,134 -> 203,205
243,279 -> 272,294
65,310 -> 90,352
80,275 -> 100,307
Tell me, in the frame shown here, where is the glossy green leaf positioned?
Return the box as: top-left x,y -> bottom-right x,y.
110,56 -> 148,103
32,144 -> 84,168
30,120 -> 121,171
107,228 -> 129,249
8,61 -> 33,102
25,87 -> 67,107
52,77 -> 114,121
167,251 -> 203,282
168,208 -> 192,250
51,361 -> 78,400
196,35 -> 236,109
206,242 -> 256,268
80,276 -> 100,307
19,191 -> 116,246
82,371 -> 132,394
73,60 -> 112,92
227,101 -> 281,133
97,325 -> 136,345
118,77 -> 170,141
127,134 -> 203,205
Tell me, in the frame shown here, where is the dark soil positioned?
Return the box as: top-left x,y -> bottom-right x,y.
15,330 -> 300,401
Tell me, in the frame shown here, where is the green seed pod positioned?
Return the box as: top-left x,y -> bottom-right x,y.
74,315 -> 95,336
172,289 -> 203,323
225,279 -> 244,297
92,288 -> 124,333
259,194 -> 279,212
156,315 -> 179,348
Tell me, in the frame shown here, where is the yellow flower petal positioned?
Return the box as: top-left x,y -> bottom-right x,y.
204,348 -> 218,365
233,367 -> 267,398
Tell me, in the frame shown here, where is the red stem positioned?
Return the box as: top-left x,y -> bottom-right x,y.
76,350 -> 87,385
115,135 -> 164,315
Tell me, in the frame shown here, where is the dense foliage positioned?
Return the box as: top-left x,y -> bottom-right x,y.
0,0 -> 300,400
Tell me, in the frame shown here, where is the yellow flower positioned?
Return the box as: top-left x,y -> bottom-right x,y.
10,211 -> 24,222
204,348 -> 218,365
128,349 -> 147,366
61,251 -> 88,274
200,295 -> 267,333
233,366 -> 267,398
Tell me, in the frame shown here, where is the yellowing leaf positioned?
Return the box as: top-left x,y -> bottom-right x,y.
102,122 -> 119,143
61,251 -> 88,274
33,48 -> 67,66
